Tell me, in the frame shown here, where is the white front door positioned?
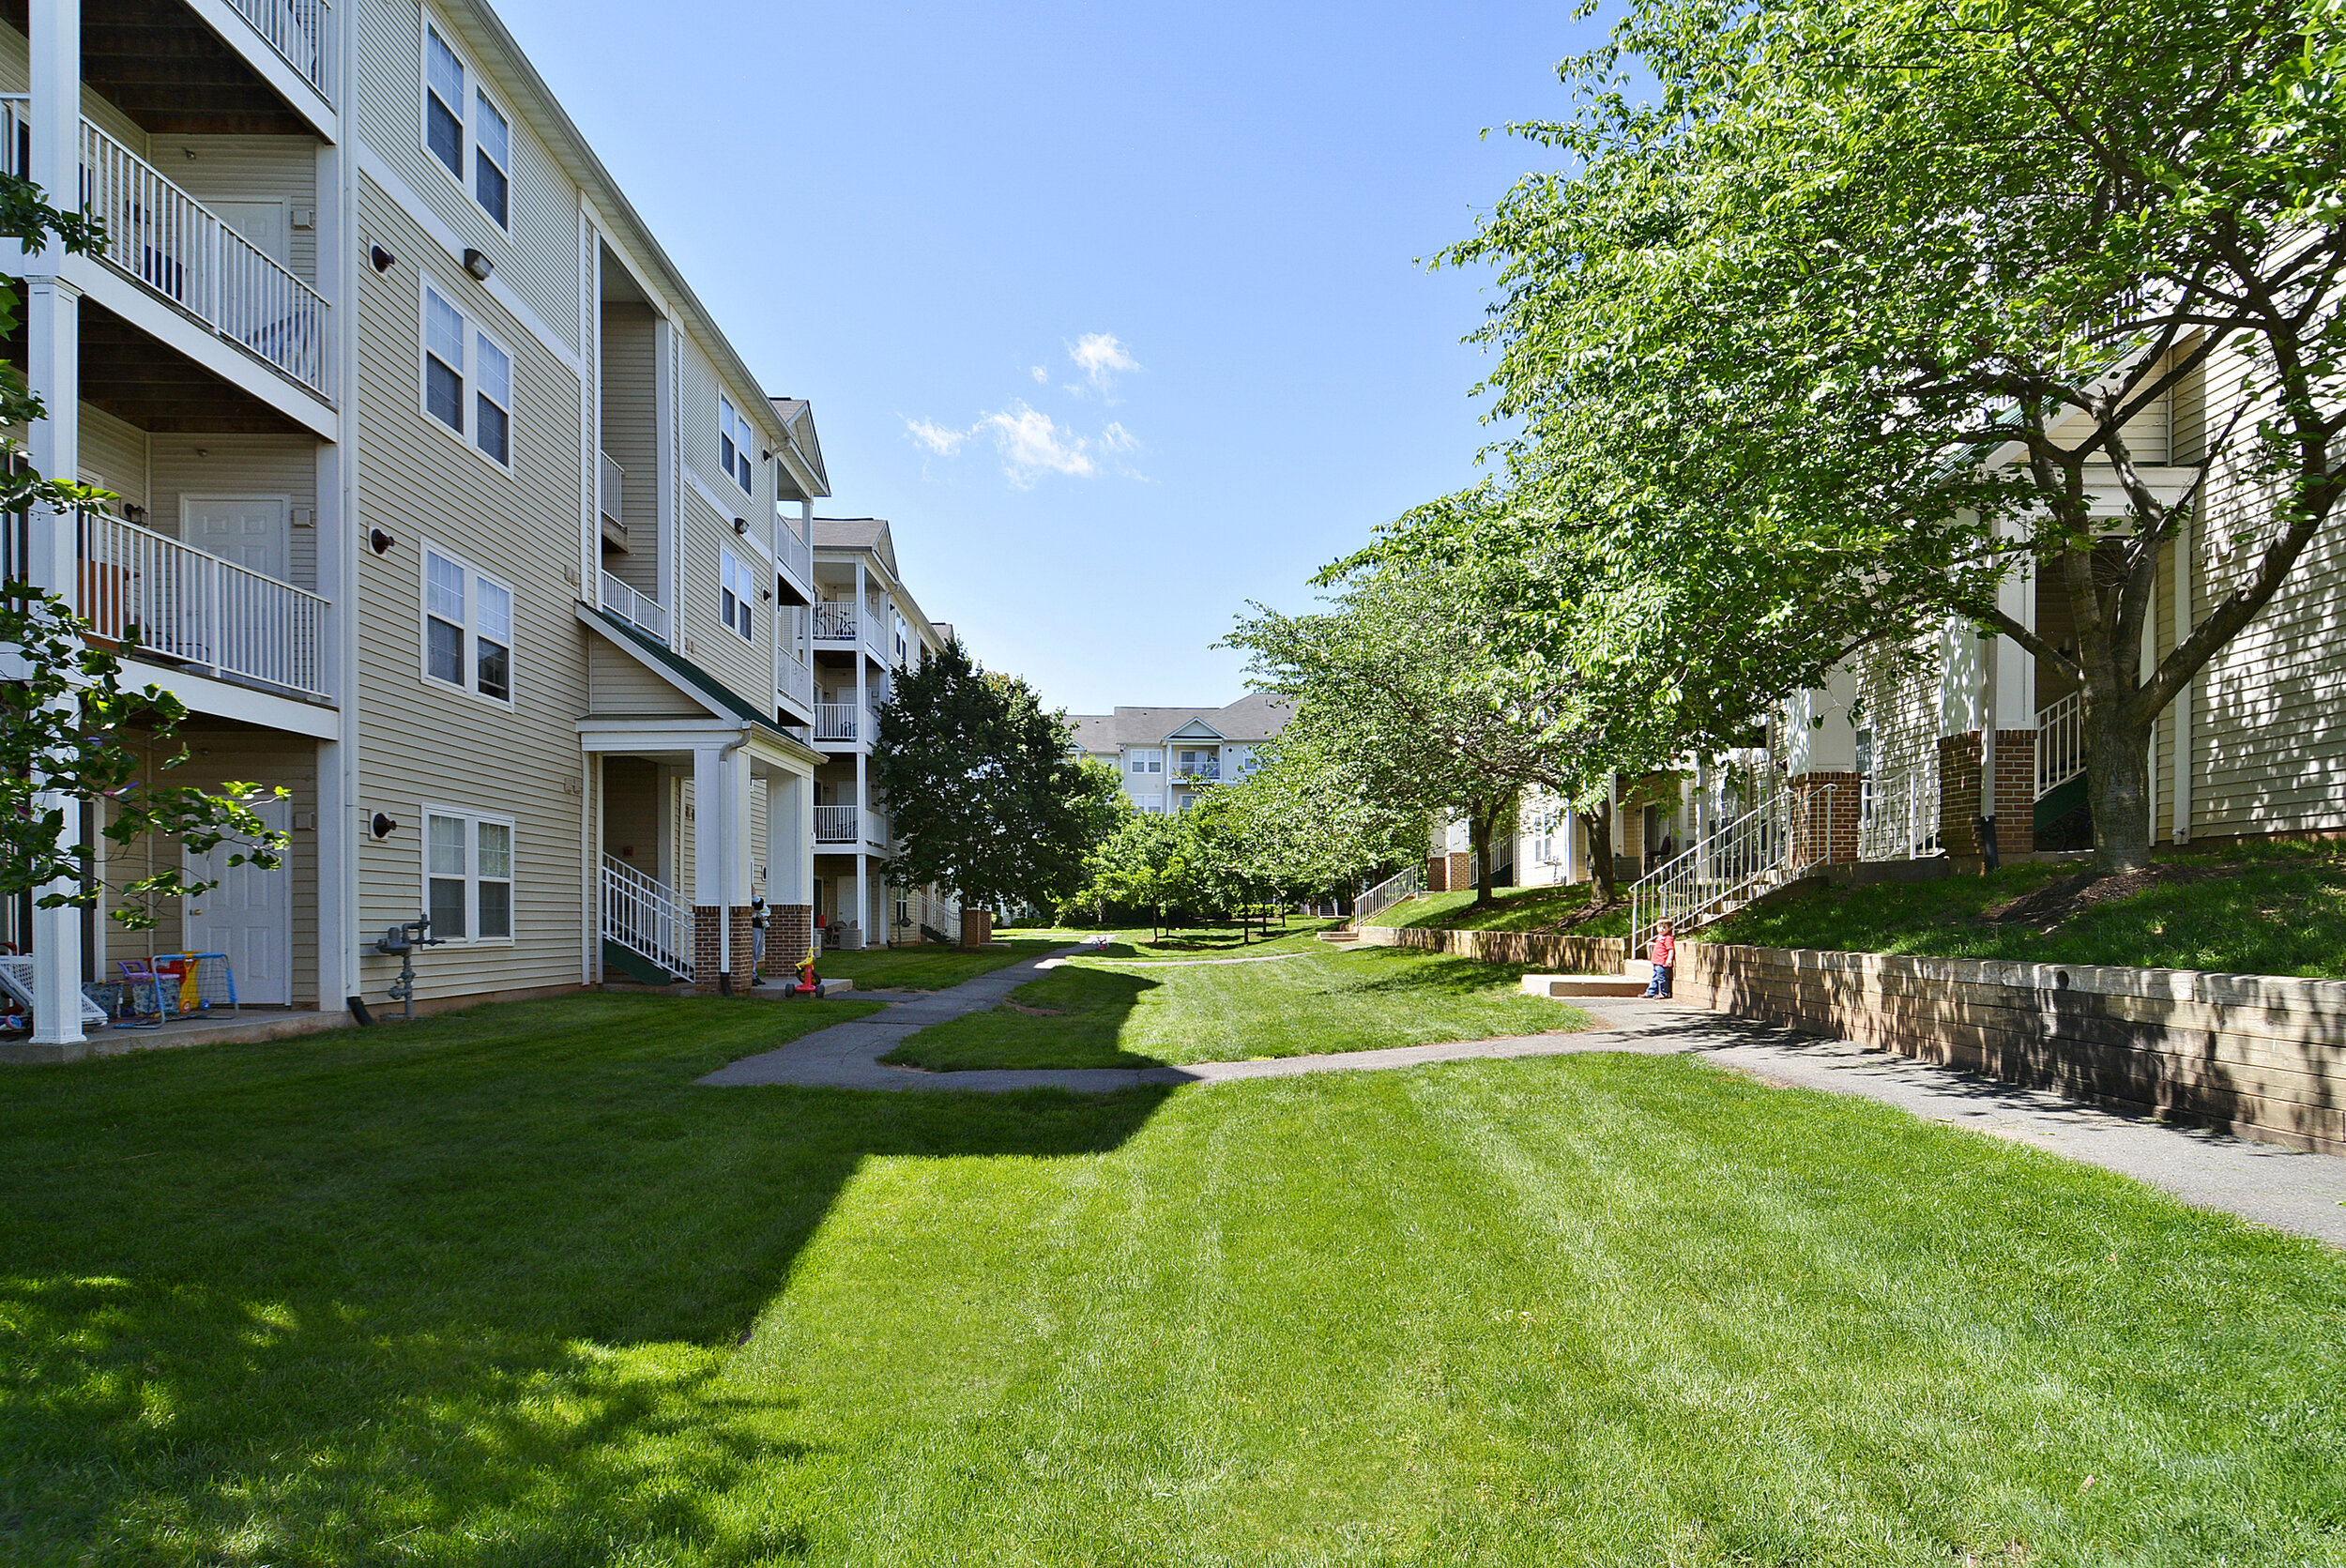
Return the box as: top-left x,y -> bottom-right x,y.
184,496 -> 291,583
183,796 -> 294,1005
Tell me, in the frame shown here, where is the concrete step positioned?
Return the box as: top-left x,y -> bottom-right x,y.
1623,959 -> 1653,982
1318,930 -> 1362,944
1520,973 -> 1649,999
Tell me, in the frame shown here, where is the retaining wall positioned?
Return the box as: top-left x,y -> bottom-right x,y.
1360,921 -> 2346,1155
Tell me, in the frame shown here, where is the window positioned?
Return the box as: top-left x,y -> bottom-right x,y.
474,90 -> 510,227
1135,792 -> 1163,814
423,22 -> 511,230
422,545 -> 514,703
425,809 -> 514,942
720,549 -> 756,642
421,282 -> 514,467
718,396 -> 754,494
1128,749 -> 1162,774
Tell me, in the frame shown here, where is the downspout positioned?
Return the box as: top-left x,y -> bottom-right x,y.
716,728 -> 749,994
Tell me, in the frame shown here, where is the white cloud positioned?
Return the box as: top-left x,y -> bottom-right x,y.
1068,332 -> 1140,393
979,402 -> 1097,487
1099,421 -> 1138,453
1030,365 -> 1049,384
905,418 -> 967,457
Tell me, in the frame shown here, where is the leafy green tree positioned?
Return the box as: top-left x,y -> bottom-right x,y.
1068,810 -> 1186,937
873,639 -> 1120,915
1221,735 -> 1427,906
1444,0 -> 2346,875
0,172 -> 285,929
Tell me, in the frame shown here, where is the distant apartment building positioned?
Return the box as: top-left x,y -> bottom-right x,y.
0,0 -> 925,1054
1069,695 -> 1292,814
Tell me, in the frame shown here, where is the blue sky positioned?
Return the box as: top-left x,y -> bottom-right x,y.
495,0 -> 1604,715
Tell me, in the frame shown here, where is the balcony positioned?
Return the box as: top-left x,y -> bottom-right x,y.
599,451 -> 624,542
1,100 -> 330,399
73,510 -> 330,699
812,601 -> 858,644
777,647 -> 814,711
814,805 -> 888,846
599,570 -> 665,645
777,517 -> 813,595
1173,763 -> 1221,783
813,702 -> 863,743
226,0 -> 334,101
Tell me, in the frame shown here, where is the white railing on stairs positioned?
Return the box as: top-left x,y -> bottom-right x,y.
77,511 -> 330,698
602,853 -> 692,982
1858,767 -> 1942,861
1629,783 -> 1842,959
2036,689 -> 2087,798
1352,862 -> 1424,924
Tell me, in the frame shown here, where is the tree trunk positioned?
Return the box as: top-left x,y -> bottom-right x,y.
1581,809 -> 1616,903
2085,709 -> 2156,876
1470,802 -> 1498,906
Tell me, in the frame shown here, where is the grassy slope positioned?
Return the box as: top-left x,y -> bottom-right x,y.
1368,885 -> 1627,936
5,1006 -> 2341,1564
808,936 -> 1071,990
1708,841 -> 2346,978
879,946 -> 1588,1071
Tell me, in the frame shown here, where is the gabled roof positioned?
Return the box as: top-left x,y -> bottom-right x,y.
769,398 -> 830,500
583,606 -> 819,762
1067,693 -> 1295,753
812,516 -> 901,582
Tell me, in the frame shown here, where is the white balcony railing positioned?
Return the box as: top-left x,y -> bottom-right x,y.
599,451 -> 623,529
867,608 -> 892,662
778,517 -> 812,590
599,570 -> 665,644
602,854 -> 691,982
777,648 -> 815,710
814,804 -> 859,844
812,601 -> 857,643
76,511 -> 330,699
71,114 -> 329,396
813,703 -> 861,743
2036,689 -> 2087,799
1858,767 -> 1942,861
226,0 -> 333,99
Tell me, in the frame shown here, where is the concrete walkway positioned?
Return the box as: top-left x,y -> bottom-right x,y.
697,952 -> 2346,1248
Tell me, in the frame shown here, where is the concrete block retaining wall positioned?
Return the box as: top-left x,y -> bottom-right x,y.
1361,922 -> 2346,1155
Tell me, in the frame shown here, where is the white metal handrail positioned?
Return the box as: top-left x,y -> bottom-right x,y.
813,702 -> 861,742
599,570 -> 664,644
812,601 -> 858,642
866,608 -> 892,662
2036,689 -> 2087,798
1858,768 -> 1942,861
78,116 -> 328,395
77,511 -> 330,698
599,451 -> 623,528
1628,783 -> 1841,959
777,518 -> 813,591
227,0 -> 332,99
777,647 -> 815,710
814,804 -> 859,843
602,854 -> 692,981
1352,862 -> 1424,924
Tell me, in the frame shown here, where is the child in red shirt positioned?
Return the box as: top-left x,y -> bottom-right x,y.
1642,921 -> 1676,998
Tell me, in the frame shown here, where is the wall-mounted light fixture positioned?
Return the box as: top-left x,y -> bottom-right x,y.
121,504 -> 146,525
369,527 -> 395,556
371,813 -> 399,839
761,449 -> 772,463
464,248 -> 494,282
371,244 -> 396,273
732,518 -> 749,535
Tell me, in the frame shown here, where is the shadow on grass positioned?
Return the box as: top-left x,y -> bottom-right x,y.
878,967 -> 1167,1071
0,994 -> 1172,1565
1325,947 -> 1537,999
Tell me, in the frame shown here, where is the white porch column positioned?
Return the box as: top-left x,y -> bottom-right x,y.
692,740 -> 751,908
768,770 -> 810,906
853,560 -> 869,943
24,266 -> 83,1043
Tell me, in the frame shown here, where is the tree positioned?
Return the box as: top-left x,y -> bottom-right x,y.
1,172 -> 285,930
1226,548 -> 1624,906
1068,810 -> 1185,937
1444,0 -> 2346,875
1221,733 -> 1427,906
873,639 -> 1120,915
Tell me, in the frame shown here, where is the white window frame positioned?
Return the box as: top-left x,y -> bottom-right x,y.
718,395 -> 755,495
1135,792 -> 1164,814
1129,748 -> 1163,774
419,14 -> 514,236
419,277 -> 516,471
421,805 -> 516,945
720,548 -> 757,643
419,540 -> 517,708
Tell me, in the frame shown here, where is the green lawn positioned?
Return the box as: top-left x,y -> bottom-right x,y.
1708,840 -> 2346,978
804,936 -> 1072,990
880,945 -> 1581,1071
1085,917 -> 1346,959
4,997 -> 2342,1564
1368,884 -> 1627,936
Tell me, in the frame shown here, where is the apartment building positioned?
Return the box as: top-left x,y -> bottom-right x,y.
1069,695 -> 1291,814
803,516 -> 957,949
2,0 -> 841,1056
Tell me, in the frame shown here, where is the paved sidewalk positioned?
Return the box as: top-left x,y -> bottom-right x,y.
697,957 -> 2346,1247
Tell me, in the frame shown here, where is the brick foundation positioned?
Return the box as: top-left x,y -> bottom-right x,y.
960,907 -> 994,948
769,904 -> 813,974
693,906 -> 755,994
1788,770 -> 1863,865
1938,730 -> 2035,861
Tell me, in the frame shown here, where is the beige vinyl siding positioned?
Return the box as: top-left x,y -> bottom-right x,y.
586,635 -> 703,716
2184,330 -> 2346,838
749,778 -> 769,897
0,25 -> 146,151
355,0 -> 581,353
600,757 -> 663,871
599,301 -> 661,596
151,434 -> 322,591
352,179 -> 588,1003
678,480 -> 772,708
173,135 -> 322,286
77,403 -> 148,511
1852,634 -> 1942,786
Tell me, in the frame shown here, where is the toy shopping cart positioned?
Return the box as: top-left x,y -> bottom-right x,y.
154,952 -> 240,1015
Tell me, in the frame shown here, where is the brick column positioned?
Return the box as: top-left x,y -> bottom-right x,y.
1937,732 -> 2035,862
1424,855 -> 1447,891
693,906 -> 756,994
1446,851 -> 1471,891
770,904 -> 813,974
1788,770 -> 1862,865
960,907 -> 994,949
